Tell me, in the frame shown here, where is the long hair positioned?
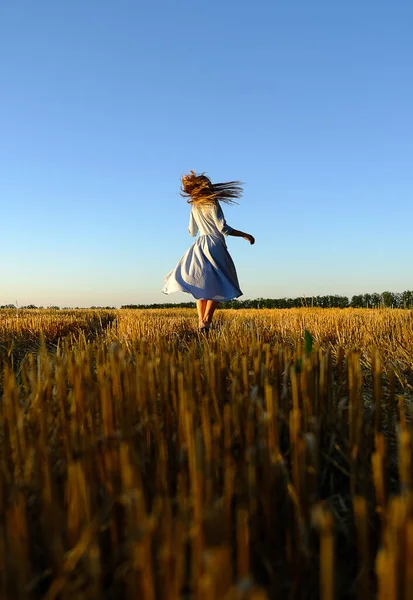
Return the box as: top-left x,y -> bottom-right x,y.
181,170 -> 243,206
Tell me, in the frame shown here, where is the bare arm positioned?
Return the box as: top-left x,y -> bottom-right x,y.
213,203 -> 255,244
227,228 -> 255,245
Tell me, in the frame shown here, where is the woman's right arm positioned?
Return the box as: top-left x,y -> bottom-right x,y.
228,229 -> 255,244
213,202 -> 255,244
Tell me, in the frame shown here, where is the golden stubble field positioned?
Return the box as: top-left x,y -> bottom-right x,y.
1,307 -> 413,600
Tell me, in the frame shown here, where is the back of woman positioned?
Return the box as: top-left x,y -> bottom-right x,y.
189,202 -> 233,240
163,171 -> 255,332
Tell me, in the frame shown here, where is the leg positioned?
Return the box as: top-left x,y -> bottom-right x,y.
203,300 -> 218,325
196,300 -> 207,327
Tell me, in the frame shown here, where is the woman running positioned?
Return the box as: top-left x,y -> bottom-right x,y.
163,171 -> 255,331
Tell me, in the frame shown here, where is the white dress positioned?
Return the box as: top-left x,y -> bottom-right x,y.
162,202 -> 243,301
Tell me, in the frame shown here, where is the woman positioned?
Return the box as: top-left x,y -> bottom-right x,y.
163,171 -> 255,331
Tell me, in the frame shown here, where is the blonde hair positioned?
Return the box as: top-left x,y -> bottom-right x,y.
181,170 -> 243,206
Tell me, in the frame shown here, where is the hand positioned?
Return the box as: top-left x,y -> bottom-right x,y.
244,234 -> 255,245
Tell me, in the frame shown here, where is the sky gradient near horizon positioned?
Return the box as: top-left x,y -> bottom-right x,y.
1,0 -> 412,307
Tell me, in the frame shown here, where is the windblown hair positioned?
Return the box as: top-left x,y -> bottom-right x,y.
181,170 -> 243,206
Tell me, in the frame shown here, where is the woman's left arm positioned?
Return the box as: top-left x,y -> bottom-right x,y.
188,209 -> 199,237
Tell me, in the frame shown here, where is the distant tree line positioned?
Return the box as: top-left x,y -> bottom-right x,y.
0,305 -> 116,310
121,290 -> 413,310
2,291 -> 412,311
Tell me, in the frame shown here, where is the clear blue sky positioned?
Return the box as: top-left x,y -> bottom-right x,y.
1,0 -> 412,307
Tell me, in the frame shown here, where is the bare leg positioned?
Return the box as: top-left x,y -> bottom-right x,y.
203,300 -> 218,326
196,300 -> 207,327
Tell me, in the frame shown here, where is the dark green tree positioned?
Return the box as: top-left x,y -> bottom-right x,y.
350,295 -> 364,308
381,291 -> 394,308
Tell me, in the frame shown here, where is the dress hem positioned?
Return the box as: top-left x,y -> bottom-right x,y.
162,288 -> 243,303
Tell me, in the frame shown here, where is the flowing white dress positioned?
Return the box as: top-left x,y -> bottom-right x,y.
162,202 -> 243,301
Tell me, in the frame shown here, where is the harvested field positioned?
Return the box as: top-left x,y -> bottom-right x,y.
0,307 -> 412,599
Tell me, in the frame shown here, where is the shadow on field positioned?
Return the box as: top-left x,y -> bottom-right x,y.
0,311 -> 118,381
